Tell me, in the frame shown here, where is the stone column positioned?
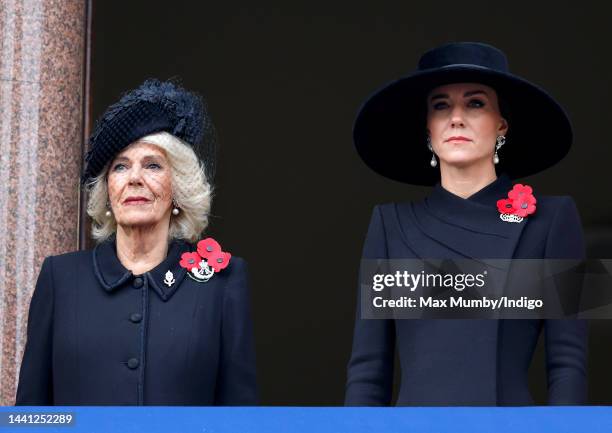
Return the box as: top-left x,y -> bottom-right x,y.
0,0 -> 88,405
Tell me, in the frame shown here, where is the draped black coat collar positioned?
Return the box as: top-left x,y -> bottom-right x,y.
396,174 -> 528,262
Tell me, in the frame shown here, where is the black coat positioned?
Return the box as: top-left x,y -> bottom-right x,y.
345,175 -> 588,406
16,239 -> 257,406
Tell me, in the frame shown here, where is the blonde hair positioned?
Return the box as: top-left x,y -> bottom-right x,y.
86,132 -> 213,243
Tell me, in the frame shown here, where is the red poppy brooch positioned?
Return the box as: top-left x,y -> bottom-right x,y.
179,238 -> 231,282
496,184 -> 537,223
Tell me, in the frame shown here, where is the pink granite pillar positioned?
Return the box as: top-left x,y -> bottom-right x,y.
0,0 -> 88,405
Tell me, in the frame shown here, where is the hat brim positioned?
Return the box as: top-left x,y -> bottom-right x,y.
353,65 -> 573,185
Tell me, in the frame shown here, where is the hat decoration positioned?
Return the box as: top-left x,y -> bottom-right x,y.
83,79 -> 217,183
496,184 -> 537,223
179,238 -> 231,282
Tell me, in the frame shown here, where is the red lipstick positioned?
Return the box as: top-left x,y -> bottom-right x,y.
445,136 -> 472,142
444,135 -> 472,143
123,196 -> 151,205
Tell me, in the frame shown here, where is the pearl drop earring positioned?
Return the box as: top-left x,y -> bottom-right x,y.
494,135 -> 506,164
427,136 -> 437,167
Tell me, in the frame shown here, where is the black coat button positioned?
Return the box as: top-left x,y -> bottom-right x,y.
132,277 -> 143,288
127,358 -> 139,369
130,313 -> 142,323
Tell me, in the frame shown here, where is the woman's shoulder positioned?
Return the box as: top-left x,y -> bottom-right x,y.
368,201 -> 417,226
42,249 -> 93,268
528,195 -> 585,258
221,255 -> 248,276
369,201 -> 411,216
209,255 -> 251,299
33,250 -> 94,294
223,256 -> 250,289
535,194 -> 577,208
531,195 -> 581,223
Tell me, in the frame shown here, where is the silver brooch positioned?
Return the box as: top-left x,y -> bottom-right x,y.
163,270 -> 176,287
499,213 -> 524,223
188,260 -> 215,283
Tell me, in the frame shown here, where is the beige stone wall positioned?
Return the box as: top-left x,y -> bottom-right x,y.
0,0 -> 87,405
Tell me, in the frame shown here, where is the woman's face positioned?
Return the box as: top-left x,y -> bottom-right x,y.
426,82 -> 508,169
107,141 -> 173,228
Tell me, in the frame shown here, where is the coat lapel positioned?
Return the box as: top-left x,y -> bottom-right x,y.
398,175 -> 529,264
93,238 -> 190,302
146,241 -> 189,301
93,239 -> 132,290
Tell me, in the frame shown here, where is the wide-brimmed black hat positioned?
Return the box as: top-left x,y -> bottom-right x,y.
83,79 -> 217,184
353,42 -> 573,185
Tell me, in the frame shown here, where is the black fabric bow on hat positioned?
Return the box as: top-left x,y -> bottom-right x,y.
82,79 -> 217,184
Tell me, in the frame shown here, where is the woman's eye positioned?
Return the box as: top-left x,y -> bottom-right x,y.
112,163 -> 126,172
468,99 -> 485,108
432,101 -> 449,110
147,163 -> 162,170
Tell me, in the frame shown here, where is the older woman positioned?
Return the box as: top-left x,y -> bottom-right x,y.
16,80 -> 257,405
346,42 -> 587,405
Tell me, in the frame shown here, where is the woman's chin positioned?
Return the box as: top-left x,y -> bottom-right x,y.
439,155 -> 493,170
115,213 -> 165,228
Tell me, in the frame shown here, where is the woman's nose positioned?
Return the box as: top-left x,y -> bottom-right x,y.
450,106 -> 465,128
128,166 -> 143,185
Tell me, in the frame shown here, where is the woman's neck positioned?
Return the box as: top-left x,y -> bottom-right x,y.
439,161 -> 497,199
116,223 -> 170,275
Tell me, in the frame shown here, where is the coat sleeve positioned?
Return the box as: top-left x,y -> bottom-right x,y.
543,197 -> 588,405
15,256 -> 54,405
214,257 -> 258,405
345,205 -> 395,406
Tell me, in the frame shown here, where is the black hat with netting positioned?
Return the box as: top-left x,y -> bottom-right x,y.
83,79 -> 217,184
